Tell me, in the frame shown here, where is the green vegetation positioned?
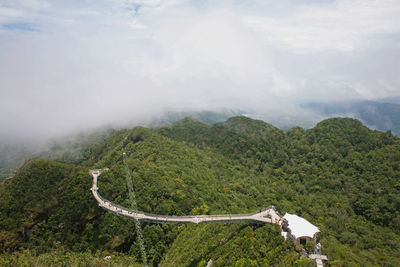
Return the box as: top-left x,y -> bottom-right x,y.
162,224 -> 298,267
0,116 -> 399,266
0,249 -> 140,267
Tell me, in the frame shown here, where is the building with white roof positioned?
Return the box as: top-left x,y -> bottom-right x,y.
281,213 -> 320,246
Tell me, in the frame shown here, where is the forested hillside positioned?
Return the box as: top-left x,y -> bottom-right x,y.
0,116 -> 399,266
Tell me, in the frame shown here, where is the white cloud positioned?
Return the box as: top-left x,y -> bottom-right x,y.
0,0 -> 400,140
242,0 -> 400,53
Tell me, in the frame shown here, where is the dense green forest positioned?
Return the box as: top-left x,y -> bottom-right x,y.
0,116 -> 399,266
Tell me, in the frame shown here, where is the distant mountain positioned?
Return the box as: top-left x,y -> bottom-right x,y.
375,96 -> 400,105
145,109 -> 243,127
302,100 -> 400,135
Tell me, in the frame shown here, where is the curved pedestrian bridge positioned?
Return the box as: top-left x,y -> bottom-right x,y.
90,169 -> 281,225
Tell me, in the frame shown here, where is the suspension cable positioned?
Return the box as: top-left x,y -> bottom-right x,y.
123,152 -> 148,267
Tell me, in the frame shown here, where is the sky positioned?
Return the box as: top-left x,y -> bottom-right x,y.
1,0 -> 400,142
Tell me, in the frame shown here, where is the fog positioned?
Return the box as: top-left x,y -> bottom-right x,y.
1,0 -> 400,143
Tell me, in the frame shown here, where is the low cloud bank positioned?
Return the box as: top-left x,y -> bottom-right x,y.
1,0 -> 400,143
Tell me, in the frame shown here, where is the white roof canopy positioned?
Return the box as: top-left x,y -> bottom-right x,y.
283,213 -> 320,239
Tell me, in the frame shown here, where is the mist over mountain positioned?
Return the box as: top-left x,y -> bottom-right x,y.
1,1 -> 400,145
2,102 -> 400,181
0,109 -> 241,181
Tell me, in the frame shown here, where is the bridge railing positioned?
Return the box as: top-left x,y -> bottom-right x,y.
94,172 -> 277,221
96,189 -> 275,220
139,213 -> 253,219
96,192 -> 132,211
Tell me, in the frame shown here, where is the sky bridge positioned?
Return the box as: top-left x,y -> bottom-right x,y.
90,169 -> 281,225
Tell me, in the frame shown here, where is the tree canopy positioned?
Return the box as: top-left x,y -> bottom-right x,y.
0,116 -> 399,266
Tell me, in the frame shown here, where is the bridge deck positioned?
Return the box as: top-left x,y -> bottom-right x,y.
90,169 -> 281,225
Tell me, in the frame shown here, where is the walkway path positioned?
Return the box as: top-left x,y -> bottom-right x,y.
90,169 -> 281,225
